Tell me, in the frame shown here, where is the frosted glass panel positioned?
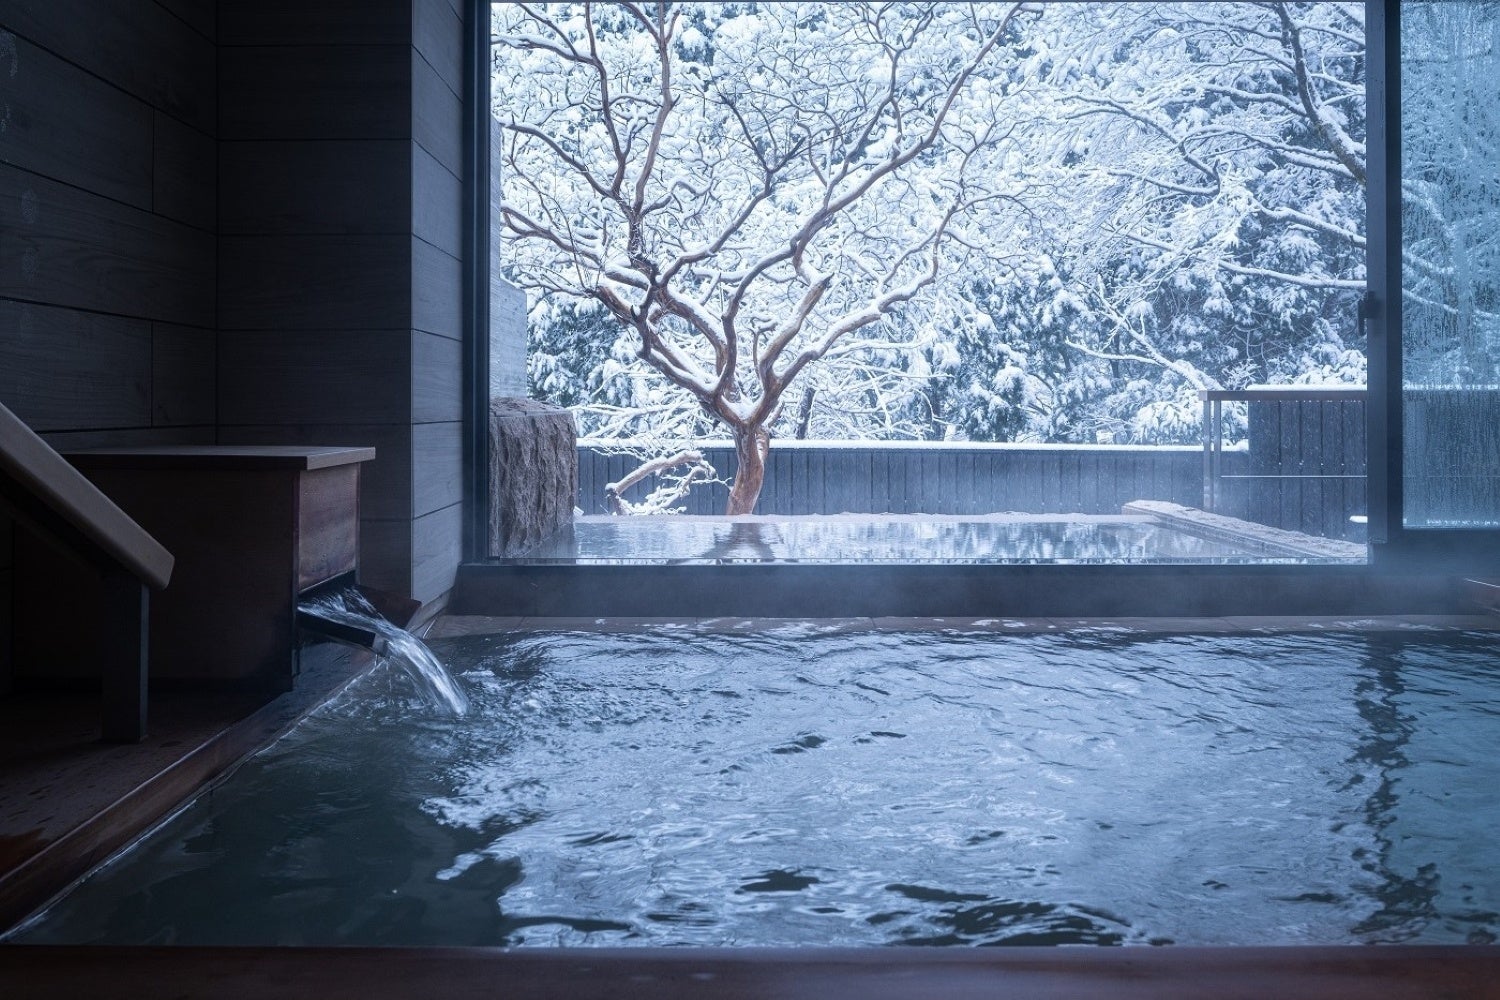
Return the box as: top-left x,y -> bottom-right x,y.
1402,2 -> 1500,527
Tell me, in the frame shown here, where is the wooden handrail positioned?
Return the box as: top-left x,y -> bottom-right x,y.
0,402 -> 173,590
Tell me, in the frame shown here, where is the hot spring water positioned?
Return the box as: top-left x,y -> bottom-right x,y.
10,624 -> 1499,947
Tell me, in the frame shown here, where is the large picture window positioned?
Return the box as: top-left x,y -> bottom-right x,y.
477,2 -> 1381,569
470,2 -> 1500,575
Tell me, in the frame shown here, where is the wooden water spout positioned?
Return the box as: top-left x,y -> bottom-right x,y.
0,402 -> 173,742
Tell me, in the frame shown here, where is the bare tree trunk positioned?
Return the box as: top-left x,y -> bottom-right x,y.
726,425 -> 770,515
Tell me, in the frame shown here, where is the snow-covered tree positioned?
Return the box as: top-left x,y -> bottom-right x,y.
501,2 -> 1376,470
495,2 -> 1036,512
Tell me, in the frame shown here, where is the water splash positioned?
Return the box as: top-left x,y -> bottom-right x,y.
301,589 -> 469,717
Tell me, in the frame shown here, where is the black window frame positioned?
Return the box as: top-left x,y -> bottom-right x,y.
463,0 -> 492,564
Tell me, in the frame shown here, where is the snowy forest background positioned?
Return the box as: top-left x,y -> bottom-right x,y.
492,1 -> 1371,505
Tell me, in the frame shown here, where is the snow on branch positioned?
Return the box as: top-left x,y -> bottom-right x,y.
604,447 -> 718,516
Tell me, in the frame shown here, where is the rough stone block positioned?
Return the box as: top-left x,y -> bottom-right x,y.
488,398 -> 576,557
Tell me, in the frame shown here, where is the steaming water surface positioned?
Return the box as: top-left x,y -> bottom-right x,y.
13,626 -> 1500,947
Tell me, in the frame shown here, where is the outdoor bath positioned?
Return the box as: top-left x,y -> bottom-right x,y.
9,618 -> 1498,950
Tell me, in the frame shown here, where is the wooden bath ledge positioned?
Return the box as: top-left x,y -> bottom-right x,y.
0,402 -> 173,742
1,944 -> 1496,999
57,445 -> 376,694
62,445 -> 376,472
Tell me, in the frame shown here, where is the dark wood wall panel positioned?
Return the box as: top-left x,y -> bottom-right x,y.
413,422 -> 462,517
0,300 -> 150,431
152,112 -> 217,231
0,165 -> 215,326
3,34 -> 153,209
156,0 -> 216,43
414,53 -> 463,175
1,0 -> 215,135
210,0 -> 468,603
218,141 -> 410,235
151,323 -> 216,427
216,0 -> 416,599
413,0 -> 463,96
218,235 -> 411,330
411,501 -> 462,604
414,146 -> 463,257
38,427 -> 210,450
408,0 -> 466,603
358,518 -> 412,597
215,0 -> 416,600
218,328 -> 412,425
0,0 -> 489,652
218,0 -> 410,46
414,237 -> 463,338
0,512 -> 11,690
0,0 -> 217,579
414,331 -> 463,423
219,45 -> 411,140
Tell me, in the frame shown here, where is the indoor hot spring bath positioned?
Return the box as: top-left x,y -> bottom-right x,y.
8,619 -> 1500,951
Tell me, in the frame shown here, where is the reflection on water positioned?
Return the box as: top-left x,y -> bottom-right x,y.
1350,639 -> 1500,944
11,627 -> 1499,947
524,515 -> 1353,564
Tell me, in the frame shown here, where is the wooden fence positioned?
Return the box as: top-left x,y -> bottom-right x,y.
577,440 -> 1223,517
576,385 -> 1500,539
1202,385 -> 1500,537
1201,388 -> 1367,541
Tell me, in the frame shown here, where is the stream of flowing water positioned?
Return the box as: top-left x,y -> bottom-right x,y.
299,589 -> 469,717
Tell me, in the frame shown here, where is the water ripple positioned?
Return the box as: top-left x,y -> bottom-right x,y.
13,628 -> 1500,949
